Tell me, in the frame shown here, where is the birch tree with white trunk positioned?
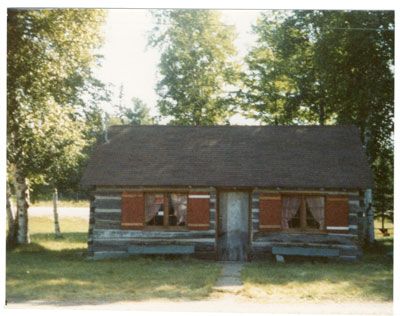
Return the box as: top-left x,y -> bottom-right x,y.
7,9 -> 107,247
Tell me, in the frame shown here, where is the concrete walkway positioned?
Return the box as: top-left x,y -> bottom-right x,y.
213,262 -> 247,294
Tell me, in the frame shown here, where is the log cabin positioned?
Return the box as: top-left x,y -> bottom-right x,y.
81,125 -> 374,261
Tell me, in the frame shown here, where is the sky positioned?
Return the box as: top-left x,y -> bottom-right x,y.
93,9 -> 263,124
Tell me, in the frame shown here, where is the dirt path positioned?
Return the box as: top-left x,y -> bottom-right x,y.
6,296 -> 393,315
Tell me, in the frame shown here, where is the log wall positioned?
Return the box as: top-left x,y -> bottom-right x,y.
88,186 -> 366,261
88,187 -> 216,260
251,189 -> 364,261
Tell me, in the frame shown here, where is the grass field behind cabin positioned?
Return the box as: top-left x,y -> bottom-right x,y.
30,200 -> 89,208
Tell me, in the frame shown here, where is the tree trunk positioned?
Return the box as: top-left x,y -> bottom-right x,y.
53,188 -> 63,238
12,164 -> 30,245
319,102 -> 325,126
6,181 -> 15,231
6,180 -> 19,249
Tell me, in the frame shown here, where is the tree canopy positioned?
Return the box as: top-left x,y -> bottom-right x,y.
242,10 -> 394,220
149,9 -> 240,125
113,85 -> 154,125
7,8 -> 108,245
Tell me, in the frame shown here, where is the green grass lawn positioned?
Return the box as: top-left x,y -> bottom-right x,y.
241,234 -> 393,303
7,216 -> 394,303
6,217 -> 220,302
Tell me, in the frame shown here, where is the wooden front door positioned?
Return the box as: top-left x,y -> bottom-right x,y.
217,191 -> 250,261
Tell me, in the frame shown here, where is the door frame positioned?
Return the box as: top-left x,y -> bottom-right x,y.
215,187 -> 253,261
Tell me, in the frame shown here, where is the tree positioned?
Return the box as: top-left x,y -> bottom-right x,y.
243,10 -> 394,227
7,9 -> 107,247
116,97 -> 154,125
149,9 -> 240,125
240,11 -> 310,125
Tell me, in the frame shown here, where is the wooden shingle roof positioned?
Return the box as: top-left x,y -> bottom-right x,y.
81,125 -> 374,189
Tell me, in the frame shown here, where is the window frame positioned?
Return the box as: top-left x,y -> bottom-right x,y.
281,194 -> 326,233
143,191 -> 189,231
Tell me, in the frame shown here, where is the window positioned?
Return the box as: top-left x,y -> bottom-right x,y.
145,193 -> 187,228
282,195 -> 325,231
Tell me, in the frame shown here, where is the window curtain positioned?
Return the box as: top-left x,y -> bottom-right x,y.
170,194 -> 187,225
306,197 -> 325,229
282,197 -> 301,228
145,194 -> 162,223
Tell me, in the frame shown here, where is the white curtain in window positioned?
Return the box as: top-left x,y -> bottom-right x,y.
171,194 -> 187,224
306,197 -> 325,229
282,197 -> 301,228
145,194 -> 162,223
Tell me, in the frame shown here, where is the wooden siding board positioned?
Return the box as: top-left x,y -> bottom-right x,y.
94,198 -> 121,209
94,220 -> 121,230
194,243 -> 215,252
95,209 -> 121,213
93,242 -> 128,252
87,197 -> 95,257
128,245 -> 195,254
209,210 -> 216,221
272,246 -> 339,257
252,201 -> 259,209
93,229 -> 215,239
94,190 -> 124,196
95,212 -> 121,221
340,247 -> 362,257
253,231 -> 356,245
252,241 -> 358,250
95,196 -> 121,200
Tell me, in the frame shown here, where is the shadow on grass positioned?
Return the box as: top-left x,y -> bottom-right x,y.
6,232 -> 220,303
241,238 -> 393,302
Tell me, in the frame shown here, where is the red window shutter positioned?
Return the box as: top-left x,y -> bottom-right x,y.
121,191 -> 144,230
187,192 -> 210,230
259,193 -> 282,232
325,195 -> 349,234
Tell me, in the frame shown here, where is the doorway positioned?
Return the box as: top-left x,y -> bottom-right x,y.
217,191 -> 250,261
